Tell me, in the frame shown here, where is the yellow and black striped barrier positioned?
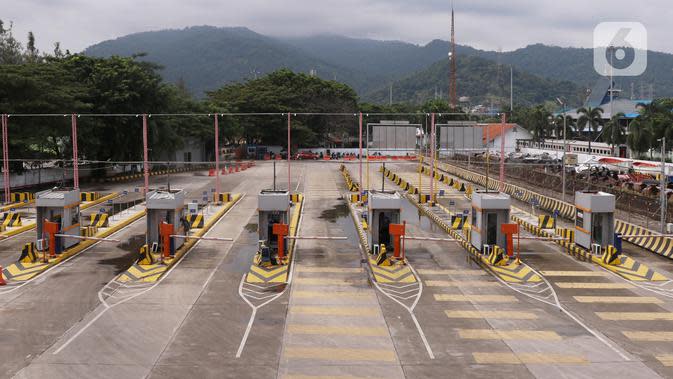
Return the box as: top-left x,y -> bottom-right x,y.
350,193 -> 368,203
214,192 -> 232,203
555,227 -> 574,244
487,245 -> 507,266
291,193 -> 301,203
10,192 -> 34,202
2,212 -> 21,227
81,225 -> 98,237
451,214 -> 466,229
538,215 -> 556,229
18,242 -> 38,264
601,245 -> 621,265
615,220 -> 673,259
137,244 -> 155,265
419,194 -> 436,204
90,213 -> 109,228
80,192 -> 101,202
186,214 -> 204,229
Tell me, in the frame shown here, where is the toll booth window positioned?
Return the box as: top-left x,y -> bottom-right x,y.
576,210 -> 583,228
471,207 -> 477,224
71,208 -> 79,226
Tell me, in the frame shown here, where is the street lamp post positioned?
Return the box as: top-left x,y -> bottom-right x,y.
557,97 -> 568,203
660,137 -> 667,233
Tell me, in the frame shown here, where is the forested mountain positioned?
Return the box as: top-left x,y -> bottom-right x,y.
365,55 -> 581,106
84,26 -> 673,103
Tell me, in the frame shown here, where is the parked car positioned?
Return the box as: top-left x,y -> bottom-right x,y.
295,151 -> 319,160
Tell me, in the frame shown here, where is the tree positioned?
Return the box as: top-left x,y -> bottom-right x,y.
207,69 -> 358,148
576,106 -> 604,154
0,20 -> 23,64
601,112 -> 626,147
26,31 -> 38,62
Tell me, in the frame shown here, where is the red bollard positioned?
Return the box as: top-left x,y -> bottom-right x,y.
221,168 -> 227,175
0,265 -> 6,285
208,168 -> 215,176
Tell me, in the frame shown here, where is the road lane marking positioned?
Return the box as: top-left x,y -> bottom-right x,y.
288,324 -> 388,336
425,280 -> 501,287
293,290 -> 374,299
596,312 -> 673,321
295,278 -> 365,286
656,355 -> 673,366
472,352 -> 588,364
285,347 -> 396,362
541,271 -> 608,277
418,269 -> 486,276
458,329 -> 561,341
434,294 -> 518,302
574,296 -> 662,304
290,306 -> 379,317
445,310 -> 537,319
296,267 -> 363,273
623,331 -> 673,341
556,282 -> 633,289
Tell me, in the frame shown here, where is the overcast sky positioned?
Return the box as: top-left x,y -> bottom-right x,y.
3,0 -> 673,54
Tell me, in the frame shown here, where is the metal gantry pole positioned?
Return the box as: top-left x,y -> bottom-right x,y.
499,113 -> 505,192
562,108 -> 567,202
142,114 -> 149,195
661,137 -> 667,234
1,114 -> 9,203
287,113 -> 291,192
71,113 -> 79,189
359,112 -> 363,197
430,112 -> 435,204
214,114 -> 221,197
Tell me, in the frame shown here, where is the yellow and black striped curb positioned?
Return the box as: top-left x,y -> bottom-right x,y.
80,192 -> 101,202
538,215 -> 556,229
383,168 -> 540,284
339,164 -> 360,192
103,166 -> 209,183
4,208 -> 147,283
511,214 -> 592,261
1,212 -> 21,227
117,194 -> 243,284
615,220 -> 673,259
214,192 -> 232,203
593,255 -> 667,281
245,194 -> 303,284
90,213 -> 109,227
80,225 -> 98,237
185,214 -> 204,229
10,192 -> 34,202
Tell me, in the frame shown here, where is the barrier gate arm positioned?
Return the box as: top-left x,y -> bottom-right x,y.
53,234 -> 121,243
170,235 -> 234,242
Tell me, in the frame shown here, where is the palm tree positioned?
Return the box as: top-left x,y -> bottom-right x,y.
602,112 -> 626,148
627,118 -> 654,158
576,106 -> 604,154
553,114 -> 574,139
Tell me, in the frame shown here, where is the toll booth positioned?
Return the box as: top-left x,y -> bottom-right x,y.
574,191 -> 615,250
36,188 -> 81,253
367,190 -> 402,254
146,189 -> 186,257
257,190 -> 290,265
470,191 -> 511,251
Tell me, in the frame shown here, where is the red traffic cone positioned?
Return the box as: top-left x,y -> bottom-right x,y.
0,265 -> 6,285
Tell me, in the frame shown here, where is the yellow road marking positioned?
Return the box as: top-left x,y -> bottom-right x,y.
623,331 -> 673,341
295,278 -> 363,286
425,280 -> 501,287
556,282 -> 633,289
472,352 -> 588,365
285,347 -> 396,362
283,376 -> 386,379
445,310 -> 537,320
293,290 -> 374,299
434,294 -> 518,303
458,329 -> 561,341
596,312 -> 673,321
574,296 -> 662,304
288,324 -> 388,337
656,355 -> 673,366
541,271 -> 608,277
418,269 -> 486,276
296,267 -> 363,273
290,306 -> 379,317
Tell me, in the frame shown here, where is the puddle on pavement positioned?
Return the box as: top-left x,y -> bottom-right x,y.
97,234 -> 145,273
244,223 -> 258,233
319,203 -> 349,223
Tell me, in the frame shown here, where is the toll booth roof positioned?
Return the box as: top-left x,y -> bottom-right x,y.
472,191 -> 511,209
575,191 -> 615,212
259,190 -> 289,211
369,190 -> 402,210
147,189 -> 185,210
36,188 -> 80,207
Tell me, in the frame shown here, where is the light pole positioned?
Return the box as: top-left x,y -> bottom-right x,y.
557,97 -> 567,202
659,137 -> 667,233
